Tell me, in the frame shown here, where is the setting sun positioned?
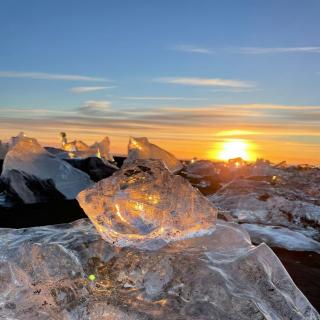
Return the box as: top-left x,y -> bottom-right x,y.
210,140 -> 256,161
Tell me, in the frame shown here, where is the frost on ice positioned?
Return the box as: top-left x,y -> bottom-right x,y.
124,137 -> 183,173
60,132 -> 114,162
77,159 -> 217,249
1,135 -> 92,199
0,218 -> 319,319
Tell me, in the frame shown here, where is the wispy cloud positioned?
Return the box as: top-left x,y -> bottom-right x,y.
69,86 -> 115,93
0,107 -> 74,118
78,100 -> 112,115
0,71 -> 108,82
172,45 -> 214,54
2,103 -> 319,128
155,77 -> 255,88
216,130 -> 260,137
233,47 -> 320,54
172,45 -> 320,55
210,88 -> 261,93
121,96 -> 208,101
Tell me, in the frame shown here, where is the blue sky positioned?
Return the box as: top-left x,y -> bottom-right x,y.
0,0 -> 319,162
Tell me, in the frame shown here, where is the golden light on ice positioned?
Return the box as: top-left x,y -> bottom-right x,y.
210,139 -> 256,161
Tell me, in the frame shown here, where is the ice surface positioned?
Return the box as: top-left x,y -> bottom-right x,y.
0,218 -> 318,319
77,159 -> 217,249
125,137 -> 183,173
1,136 -> 92,199
242,224 -> 320,253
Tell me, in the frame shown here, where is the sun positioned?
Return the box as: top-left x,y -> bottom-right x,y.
211,140 -> 255,161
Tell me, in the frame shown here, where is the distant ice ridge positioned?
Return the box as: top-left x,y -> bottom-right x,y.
60,132 -> 115,163
1,135 -> 92,200
77,159 -> 217,249
0,218 -> 319,319
210,178 -> 320,236
124,137 -> 183,173
207,160 -> 320,252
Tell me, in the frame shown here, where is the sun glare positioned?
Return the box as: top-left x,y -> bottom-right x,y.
211,140 -> 256,161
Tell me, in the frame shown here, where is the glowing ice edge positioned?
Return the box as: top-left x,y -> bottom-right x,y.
90,215 -> 217,249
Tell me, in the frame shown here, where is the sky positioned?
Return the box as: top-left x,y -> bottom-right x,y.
0,0 -> 319,163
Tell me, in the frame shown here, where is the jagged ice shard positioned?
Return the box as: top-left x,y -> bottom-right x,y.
124,137 -> 183,173
91,136 -> 114,162
1,136 -> 92,199
77,159 -> 217,249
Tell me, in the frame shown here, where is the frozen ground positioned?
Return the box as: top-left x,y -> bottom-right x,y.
0,218 -> 319,319
0,136 -> 319,318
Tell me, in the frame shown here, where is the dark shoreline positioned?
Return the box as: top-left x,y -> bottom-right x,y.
272,247 -> 320,312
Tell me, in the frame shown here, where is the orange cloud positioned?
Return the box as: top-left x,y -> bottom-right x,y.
0,103 -> 319,164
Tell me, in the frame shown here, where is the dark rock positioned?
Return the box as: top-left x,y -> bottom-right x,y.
0,199 -> 86,228
64,157 -> 117,182
113,156 -> 126,168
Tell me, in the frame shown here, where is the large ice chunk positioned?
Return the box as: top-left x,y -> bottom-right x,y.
0,219 -> 318,319
77,159 -> 217,249
125,137 -> 183,173
1,136 -> 92,199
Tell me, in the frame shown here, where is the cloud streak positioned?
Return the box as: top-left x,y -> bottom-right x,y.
172,45 -> 214,54
121,96 -> 208,101
234,47 -> 320,54
172,45 -> 320,55
78,100 -> 112,115
69,86 -> 115,93
0,71 -> 109,82
155,77 -> 255,88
